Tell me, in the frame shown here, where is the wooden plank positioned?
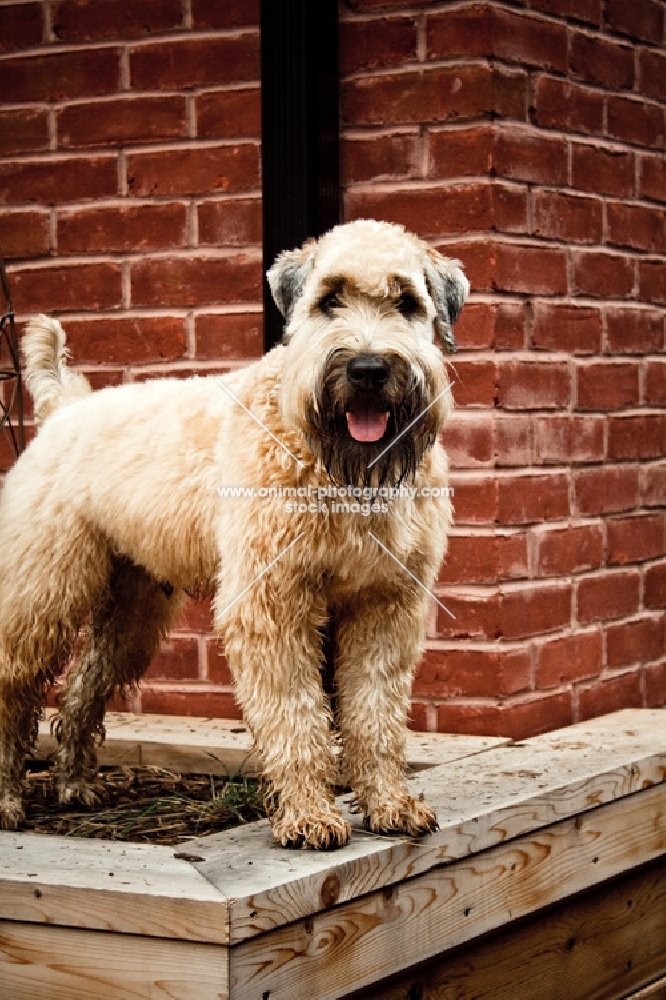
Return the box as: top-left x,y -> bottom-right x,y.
349,855 -> 666,1000
0,922 -> 229,1000
627,980 -> 666,1000
36,709 -> 508,776
187,708 -> 666,942
0,833 -> 230,944
229,783 -> 666,999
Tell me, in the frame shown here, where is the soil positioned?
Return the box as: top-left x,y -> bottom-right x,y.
21,761 -> 266,845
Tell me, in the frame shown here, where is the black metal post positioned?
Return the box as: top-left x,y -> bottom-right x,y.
260,0 -> 340,350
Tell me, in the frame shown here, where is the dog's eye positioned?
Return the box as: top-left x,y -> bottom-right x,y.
396,293 -> 419,318
318,291 -> 343,315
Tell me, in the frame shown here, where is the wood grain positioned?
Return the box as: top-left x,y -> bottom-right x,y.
229,783 -> 666,999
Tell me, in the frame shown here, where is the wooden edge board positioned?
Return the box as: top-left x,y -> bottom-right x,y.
228,782 -> 666,999
0,923 -> 230,1000
626,979 -> 666,1000
35,709 -> 510,775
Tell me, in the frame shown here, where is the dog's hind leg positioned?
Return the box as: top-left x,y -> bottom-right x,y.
56,557 -> 183,806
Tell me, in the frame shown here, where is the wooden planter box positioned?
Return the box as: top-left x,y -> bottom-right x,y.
1,708 -> 665,999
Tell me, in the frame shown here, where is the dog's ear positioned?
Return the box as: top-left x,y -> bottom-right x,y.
422,247 -> 469,354
267,240 -> 316,331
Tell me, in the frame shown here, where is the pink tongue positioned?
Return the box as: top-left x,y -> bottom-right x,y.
346,410 -> 389,443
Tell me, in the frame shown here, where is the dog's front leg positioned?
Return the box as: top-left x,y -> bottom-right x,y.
336,591 -> 439,837
220,580 -> 351,849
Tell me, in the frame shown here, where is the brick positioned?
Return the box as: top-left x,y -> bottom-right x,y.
535,630 -> 602,688
640,49 -> 666,103
0,48 -> 120,103
500,583 -> 572,639
577,570 -> 641,623
140,689 -> 242,720
496,360 -> 570,410
532,190 -> 603,245
426,7 -> 567,72
496,414 -> 531,466
578,671 -> 643,721
576,362 -> 640,410
531,304 -> 602,354
196,88 -> 261,140
452,301 -> 524,352
449,360 -> 496,407
64,316 -> 187,364
534,524 -> 604,578
342,134 -> 421,184
416,646 -> 531,698
130,35 -> 259,91
131,256 -> 262,308
58,96 -> 187,149
532,77 -> 603,136
641,462 -> 666,508
527,0 -> 601,25
572,252 -> 634,299
51,0 -> 181,40
493,128 -> 567,186
127,144 -> 260,198
442,413 -> 494,468
608,414 -> 665,461
0,109 -> 49,154
569,31 -> 634,90
571,143 -> 635,198
340,16 -> 417,74
0,210 -> 50,259
408,701 -> 429,733
606,308 -> 663,355
342,66 -> 527,127
0,156 -> 117,205
428,126 -> 494,180
58,203 -> 188,254
448,474 -> 498,524
494,302 -> 527,350
198,198 -> 262,247
645,563 -> 666,609
9,262 -> 121,313
607,201 -> 665,254
497,473 -> 569,525
574,466 -> 639,516
191,0 -> 259,29
640,153 -> 666,203
0,2 -> 42,51
606,615 -> 664,668
175,597 -> 213,633
645,661 -> 666,708
498,532 -> 529,579
533,415 -> 605,465
436,588 -> 501,640
207,644 -> 232,685
646,362 -> 666,407
606,96 -> 665,150
436,691 -> 573,740
346,183 -> 525,238
604,0 -> 664,44
638,259 -> 666,305
195,313 -> 263,361
493,244 -> 568,295
146,637 -> 200,681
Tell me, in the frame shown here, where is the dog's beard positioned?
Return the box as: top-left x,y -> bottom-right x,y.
305,350 -> 438,489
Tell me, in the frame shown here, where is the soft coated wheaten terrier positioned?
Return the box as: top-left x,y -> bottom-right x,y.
0,219 -> 468,847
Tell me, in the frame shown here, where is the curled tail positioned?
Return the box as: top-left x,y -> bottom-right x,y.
22,315 -> 92,425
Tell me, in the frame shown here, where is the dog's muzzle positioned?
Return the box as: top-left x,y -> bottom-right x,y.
345,355 -> 391,443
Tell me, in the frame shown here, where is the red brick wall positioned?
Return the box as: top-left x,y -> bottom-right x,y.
1,0 -> 664,737
340,0 -> 665,737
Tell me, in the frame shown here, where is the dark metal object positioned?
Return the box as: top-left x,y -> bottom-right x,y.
261,0 -> 340,350
0,251 -> 25,461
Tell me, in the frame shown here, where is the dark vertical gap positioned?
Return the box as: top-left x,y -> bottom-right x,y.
260,0 -> 341,712
260,0 -> 340,352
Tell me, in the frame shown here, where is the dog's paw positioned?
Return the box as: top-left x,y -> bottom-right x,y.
272,809 -> 352,850
0,794 -> 25,830
364,795 -> 439,838
58,780 -> 102,808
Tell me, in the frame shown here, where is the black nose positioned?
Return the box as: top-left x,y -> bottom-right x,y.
347,355 -> 391,390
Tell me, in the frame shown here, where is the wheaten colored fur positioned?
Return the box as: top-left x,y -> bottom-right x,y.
0,219 -> 467,847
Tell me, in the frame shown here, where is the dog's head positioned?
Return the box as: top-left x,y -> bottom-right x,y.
267,219 -> 469,488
